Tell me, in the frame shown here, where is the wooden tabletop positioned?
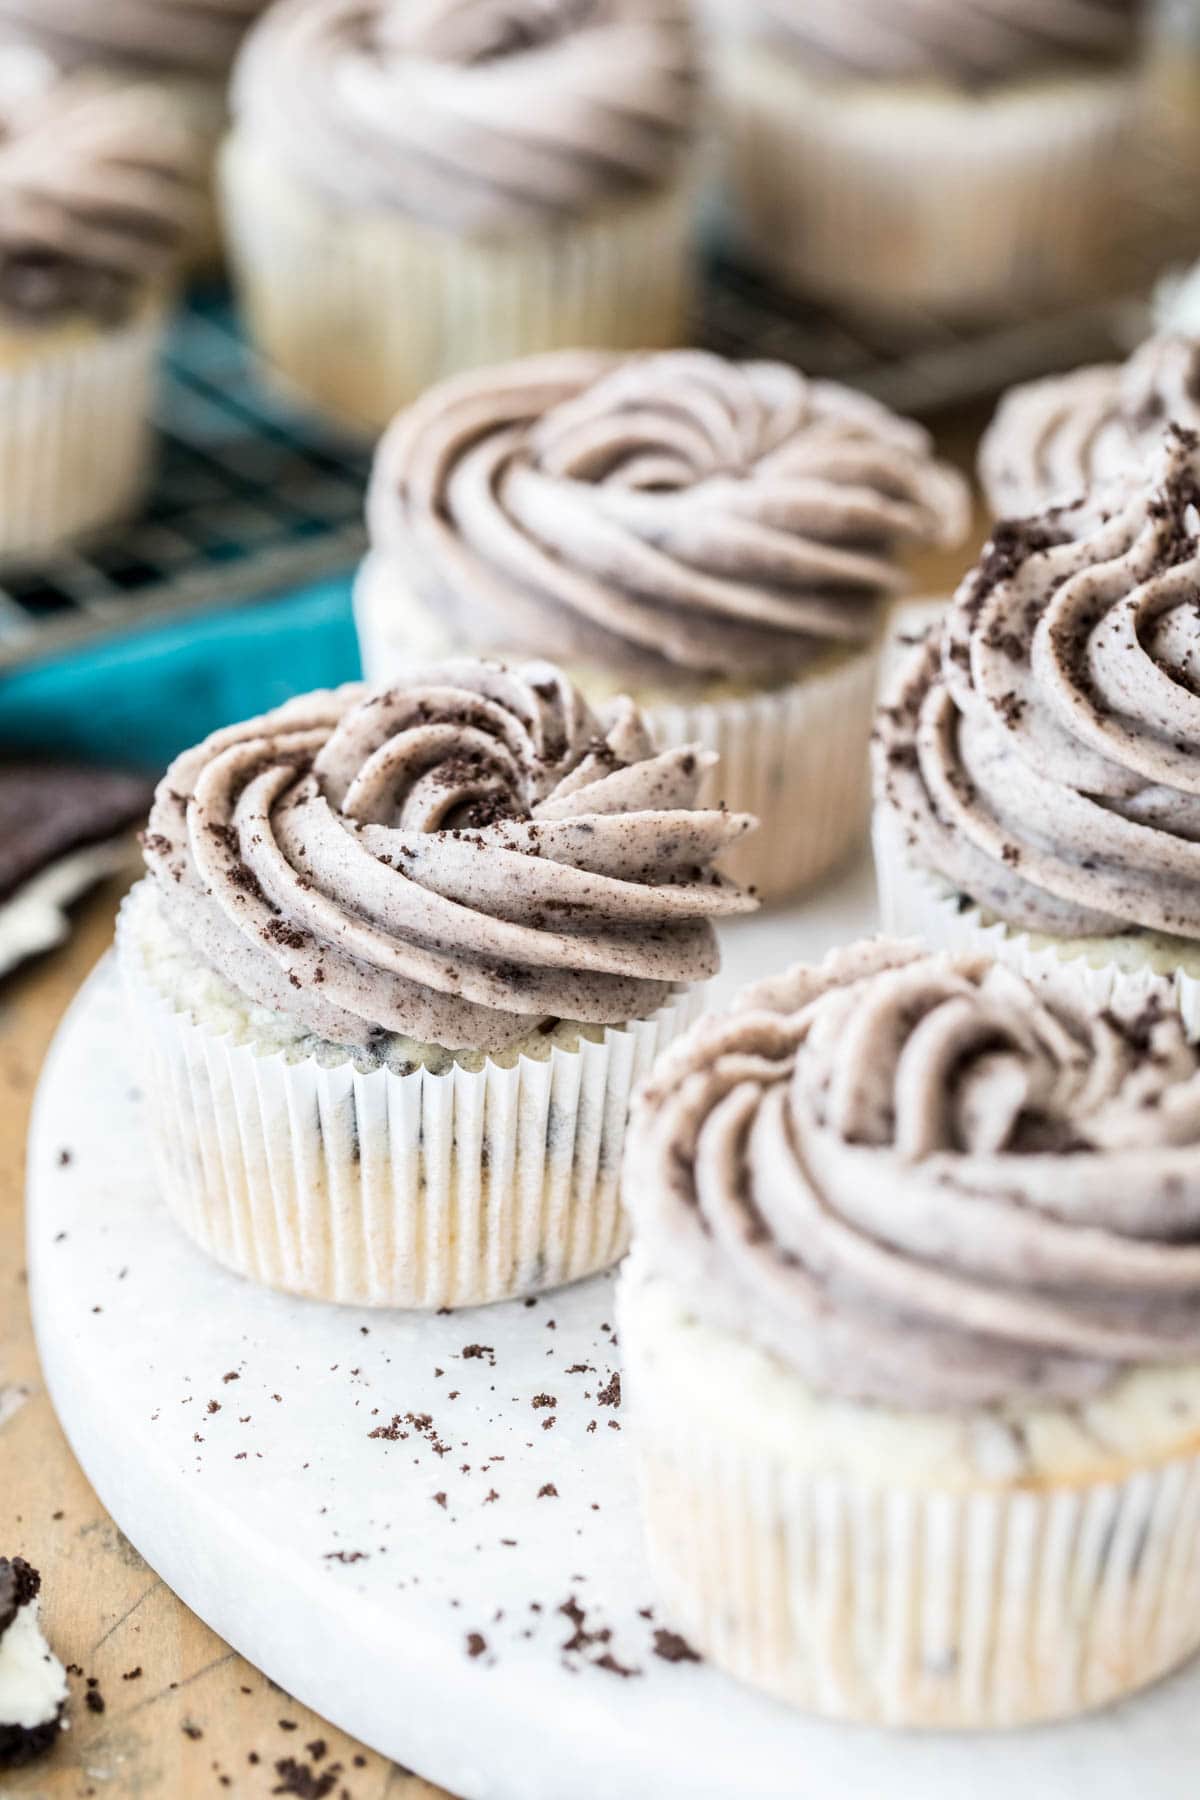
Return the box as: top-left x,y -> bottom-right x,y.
0,467 -> 984,1799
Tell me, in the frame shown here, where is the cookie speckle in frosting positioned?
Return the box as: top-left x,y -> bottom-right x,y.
626,939 -> 1200,1410
141,660 -> 757,1052
875,429 -> 1200,943
366,349 -> 969,685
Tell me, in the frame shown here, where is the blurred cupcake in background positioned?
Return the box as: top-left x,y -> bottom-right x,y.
220,0 -> 702,434
356,348 -> 969,904
979,331 -> 1200,516
0,50 -> 201,558
0,0 -> 268,262
704,0 -> 1151,319
874,428 -> 1200,1034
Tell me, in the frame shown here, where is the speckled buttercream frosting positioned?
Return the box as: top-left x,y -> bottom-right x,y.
875,430 -> 1200,945
0,53 -> 200,324
365,349 -> 969,687
980,334 -> 1200,518
230,0 -> 700,235
0,0 -> 268,73
141,660 -> 756,1054
726,0 -> 1146,81
627,938 -> 1200,1412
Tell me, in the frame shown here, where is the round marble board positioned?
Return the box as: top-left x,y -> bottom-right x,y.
26,854 -> 1200,1800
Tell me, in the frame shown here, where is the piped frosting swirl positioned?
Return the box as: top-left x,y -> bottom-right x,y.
980,334 -> 1200,518
720,0 -> 1146,84
0,0 -> 268,75
366,349 -> 969,685
142,661 -> 756,1053
231,0 -> 699,234
0,52 -> 201,323
627,938 -> 1200,1409
875,429 -> 1200,942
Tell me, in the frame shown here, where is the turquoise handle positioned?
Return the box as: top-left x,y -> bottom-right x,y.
0,576 -> 360,771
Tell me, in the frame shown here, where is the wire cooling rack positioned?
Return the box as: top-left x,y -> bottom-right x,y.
0,291 -> 371,674
0,268 -> 1155,677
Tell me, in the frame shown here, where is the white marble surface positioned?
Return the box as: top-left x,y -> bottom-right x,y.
26,857 -> 1200,1800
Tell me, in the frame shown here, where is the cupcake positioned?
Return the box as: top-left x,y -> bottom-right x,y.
0,52 -> 201,558
0,0 -> 269,262
704,0 -> 1150,319
874,428 -> 1200,1034
980,332 -> 1200,518
620,937 -> 1200,1728
357,348 -> 969,903
119,658 -> 756,1308
220,0 -> 701,433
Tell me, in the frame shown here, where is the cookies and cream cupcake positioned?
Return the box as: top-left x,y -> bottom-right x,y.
220,0 -> 701,432
980,333 -> 1200,518
0,0 -> 269,261
118,658 -> 755,1308
620,938 -> 1200,1727
704,0 -> 1150,318
357,348 -> 970,903
0,51 -> 201,557
874,428 -> 1200,1033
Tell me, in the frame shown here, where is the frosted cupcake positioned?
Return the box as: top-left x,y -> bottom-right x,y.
620,937 -> 1200,1728
874,428 -> 1200,1034
0,53 -> 200,558
0,0 -> 268,262
220,0 -> 701,433
704,0 -> 1150,318
980,333 -> 1200,517
118,659 -> 755,1308
357,349 -> 969,903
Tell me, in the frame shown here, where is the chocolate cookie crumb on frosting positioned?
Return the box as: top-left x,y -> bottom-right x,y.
980,334 -> 1200,518
231,0 -> 699,236
0,52 -> 202,325
366,350 -> 969,688
0,1559 -> 68,1769
141,660 -> 757,1053
730,0 -> 1147,85
874,428 -> 1200,942
627,938 -> 1200,1411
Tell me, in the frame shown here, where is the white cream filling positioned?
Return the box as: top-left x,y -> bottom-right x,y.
0,1602 -> 67,1733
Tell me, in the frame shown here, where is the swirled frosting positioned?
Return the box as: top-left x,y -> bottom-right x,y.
366,350 -> 969,685
141,661 -> 756,1053
230,0 -> 699,234
627,938 -> 1200,1409
718,0 -> 1146,84
0,52 -> 201,323
0,0 -> 267,74
980,334 -> 1200,518
874,429 -> 1200,942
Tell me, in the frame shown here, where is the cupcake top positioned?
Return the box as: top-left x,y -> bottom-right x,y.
141,660 -> 756,1053
874,429 -> 1200,943
0,51 -> 201,325
366,350 -> 969,687
627,938 -> 1200,1410
720,0 -> 1146,84
980,335 -> 1200,518
0,0 -> 267,75
231,0 -> 699,235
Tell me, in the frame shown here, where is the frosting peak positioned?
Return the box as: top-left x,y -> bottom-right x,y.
366,349 -> 970,685
142,661 -> 757,1052
231,0 -> 699,234
627,939 -> 1200,1409
875,429 -> 1200,942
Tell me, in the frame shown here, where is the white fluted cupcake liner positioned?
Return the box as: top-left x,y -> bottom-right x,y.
618,1268 -> 1200,1728
714,43 -> 1141,317
0,306 -> 166,561
116,889 -> 702,1309
354,554 -> 878,907
873,810 -> 1200,1037
219,132 -> 695,434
